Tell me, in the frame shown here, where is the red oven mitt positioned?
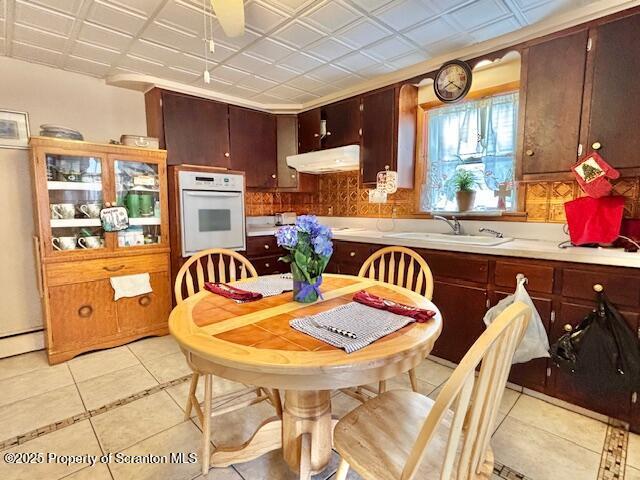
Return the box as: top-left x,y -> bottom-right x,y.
564,196 -> 625,245
353,290 -> 436,323
572,152 -> 620,198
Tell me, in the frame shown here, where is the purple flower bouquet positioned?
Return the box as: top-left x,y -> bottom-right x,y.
275,215 -> 333,303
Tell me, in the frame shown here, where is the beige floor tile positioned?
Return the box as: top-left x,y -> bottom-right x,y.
210,400 -> 277,447
628,432 -> 640,469
0,384 -> 85,441
196,466 -> 244,479
627,466 -> 640,480
141,352 -> 191,384
498,387 -> 520,415
108,421 -> 204,480
508,395 -> 606,453
76,364 -> 158,411
0,350 -> 49,381
492,417 -> 601,480
91,391 -> 185,453
331,392 -> 362,419
62,463 -> 112,480
127,335 -> 180,362
0,421 -> 102,480
0,363 -> 74,407
413,359 -> 454,386
368,373 -> 439,397
233,448 -> 340,480
68,346 -> 140,383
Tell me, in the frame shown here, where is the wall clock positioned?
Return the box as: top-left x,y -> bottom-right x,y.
434,60 -> 473,103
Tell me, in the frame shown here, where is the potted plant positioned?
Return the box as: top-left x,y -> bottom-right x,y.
445,170 -> 480,212
275,215 -> 333,303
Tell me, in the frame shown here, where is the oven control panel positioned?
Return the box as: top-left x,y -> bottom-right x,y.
178,171 -> 244,192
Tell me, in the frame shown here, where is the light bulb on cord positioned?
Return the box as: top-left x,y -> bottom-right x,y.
204,70 -> 211,84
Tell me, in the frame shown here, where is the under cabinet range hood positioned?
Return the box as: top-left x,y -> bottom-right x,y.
286,145 -> 360,174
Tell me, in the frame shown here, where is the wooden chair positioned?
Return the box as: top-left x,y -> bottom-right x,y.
333,301 -> 531,480
358,246 -> 434,394
174,248 -> 283,474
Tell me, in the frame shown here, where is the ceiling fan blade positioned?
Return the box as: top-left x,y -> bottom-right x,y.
210,0 -> 245,38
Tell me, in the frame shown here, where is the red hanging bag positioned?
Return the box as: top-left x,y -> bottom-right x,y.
564,196 -> 625,245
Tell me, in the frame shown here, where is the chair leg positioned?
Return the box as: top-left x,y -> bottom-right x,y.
335,458 -> 350,480
271,388 -> 283,417
408,368 -> 419,393
184,372 -> 200,420
299,432 -> 311,480
378,380 -> 387,394
201,374 -> 212,476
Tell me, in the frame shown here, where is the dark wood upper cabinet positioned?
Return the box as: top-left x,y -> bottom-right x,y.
583,13 -> 640,171
361,85 -> 417,187
521,30 -> 588,177
158,91 -> 231,167
322,97 -> 361,149
229,106 -> 277,189
298,108 -> 321,154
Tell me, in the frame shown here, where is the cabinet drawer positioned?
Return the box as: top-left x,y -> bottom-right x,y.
48,280 -> 118,350
253,255 -> 286,276
419,250 -> 489,284
333,241 -> 378,265
495,261 -> 554,294
46,254 -> 168,286
246,236 -> 283,257
562,268 -> 640,307
116,272 -> 171,333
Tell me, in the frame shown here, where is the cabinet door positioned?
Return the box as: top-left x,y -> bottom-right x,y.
115,272 -> 171,332
361,89 -> 395,184
277,115 -> 299,189
522,30 -> 588,175
298,108 -> 321,153
550,301 -> 637,421
229,106 -> 277,188
585,14 -> 640,170
323,98 -> 361,149
48,280 -> 118,350
162,92 -> 230,167
431,281 -> 488,363
252,255 -> 286,275
494,291 -> 552,392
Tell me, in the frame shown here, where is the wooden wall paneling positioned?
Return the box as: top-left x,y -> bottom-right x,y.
322,97 -> 361,149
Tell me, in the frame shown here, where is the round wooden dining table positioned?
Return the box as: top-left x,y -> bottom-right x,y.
169,273 -> 442,478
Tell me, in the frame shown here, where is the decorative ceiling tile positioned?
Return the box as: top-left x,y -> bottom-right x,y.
375,0 -> 436,31
264,83 -> 308,99
163,65 -> 201,83
356,61 -> 395,77
307,63 -> 351,82
78,21 -> 133,51
335,18 -> 391,49
29,0 -> 83,16
520,0 -> 575,24
15,0 -> 75,36
333,51 -> 379,72
169,52 -> 208,72
470,16 -> 521,42
120,53 -> 167,77
348,0 -> 394,13
210,24 -> 263,50
108,0 -> 161,16
251,92 -> 288,104
264,0 -> 316,14
426,33 -> 473,56
129,38 -> 179,64
304,37 -> 353,61
403,16 -> 457,47
225,51 -> 272,72
278,50 -> 323,73
236,74 -> 278,91
272,20 -> 324,48
259,64 -> 300,82
13,22 -> 68,51
302,0 -> 359,33
244,0 -> 289,33
388,50 -> 429,68
86,1 -> 148,36
246,37 -> 295,62
231,83 -> 261,95
447,0 -> 509,30
287,74 -> 326,92
71,40 -> 122,65
144,21 -> 208,57
154,0 -> 203,36
12,41 -> 62,66
200,76 -> 235,92
65,55 -> 111,77
210,64 -> 251,83
363,36 -> 415,60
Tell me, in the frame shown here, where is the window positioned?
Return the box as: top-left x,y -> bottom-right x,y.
421,91 -> 519,212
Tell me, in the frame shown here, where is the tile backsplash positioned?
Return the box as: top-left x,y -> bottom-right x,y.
247,171 -> 640,223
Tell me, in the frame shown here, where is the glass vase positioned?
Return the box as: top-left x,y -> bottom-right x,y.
291,263 -> 321,303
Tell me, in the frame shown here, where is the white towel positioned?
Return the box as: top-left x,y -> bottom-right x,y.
110,273 -> 153,301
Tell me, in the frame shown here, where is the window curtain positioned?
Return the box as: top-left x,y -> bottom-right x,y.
423,92 -> 519,210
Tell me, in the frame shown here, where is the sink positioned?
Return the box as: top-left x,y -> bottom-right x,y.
383,232 -> 514,246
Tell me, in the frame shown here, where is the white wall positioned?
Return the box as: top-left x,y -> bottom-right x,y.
0,56 -> 147,352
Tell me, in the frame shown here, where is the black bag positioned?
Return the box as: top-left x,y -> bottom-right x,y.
550,292 -> 640,394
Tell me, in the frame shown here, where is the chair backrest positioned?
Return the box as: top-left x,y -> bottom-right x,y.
174,248 -> 258,303
358,246 -> 434,300
401,301 -> 531,480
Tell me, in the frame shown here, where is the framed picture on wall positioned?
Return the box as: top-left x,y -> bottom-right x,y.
0,110 -> 30,149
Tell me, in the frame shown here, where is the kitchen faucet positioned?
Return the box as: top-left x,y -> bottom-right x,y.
433,215 -> 462,235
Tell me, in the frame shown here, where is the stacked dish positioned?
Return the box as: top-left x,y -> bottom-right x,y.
40,124 -> 84,141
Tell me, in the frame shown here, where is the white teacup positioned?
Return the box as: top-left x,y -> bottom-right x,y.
52,236 -> 77,251
78,236 -> 102,249
79,203 -> 102,219
50,203 -> 75,220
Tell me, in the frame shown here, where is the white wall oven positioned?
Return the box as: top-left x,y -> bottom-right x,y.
179,170 -> 246,256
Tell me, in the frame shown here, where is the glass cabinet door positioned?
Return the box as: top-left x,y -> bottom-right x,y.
113,159 -> 162,248
46,153 -> 106,253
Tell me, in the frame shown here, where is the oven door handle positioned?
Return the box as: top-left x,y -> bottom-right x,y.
183,191 -> 242,198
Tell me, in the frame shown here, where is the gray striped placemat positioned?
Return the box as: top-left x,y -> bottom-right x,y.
290,302 -> 414,353
233,274 -> 293,297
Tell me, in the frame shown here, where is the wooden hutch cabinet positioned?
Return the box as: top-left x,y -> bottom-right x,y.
29,137 -> 171,364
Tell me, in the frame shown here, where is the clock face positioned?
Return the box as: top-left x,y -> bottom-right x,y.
434,61 -> 472,103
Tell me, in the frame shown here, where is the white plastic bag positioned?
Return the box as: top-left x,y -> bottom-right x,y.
483,276 -> 550,364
